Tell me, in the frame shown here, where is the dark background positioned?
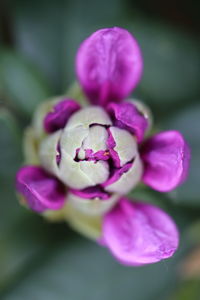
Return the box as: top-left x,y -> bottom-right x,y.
0,0 -> 200,299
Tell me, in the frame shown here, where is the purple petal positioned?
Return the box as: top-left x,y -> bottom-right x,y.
107,102 -> 148,142
76,27 -> 143,105
102,198 -> 179,266
16,166 -> 66,212
101,163 -> 132,188
141,130 -> 191,192
103,156 -> 143,194
107,128 -> 121,168
44,99 -> 81,133
70,186 -> 110,200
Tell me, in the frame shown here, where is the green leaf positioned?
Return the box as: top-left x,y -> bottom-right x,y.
0,108 -> 22,180
10,0 -> 125,92
162,104 -> 200,206
169,280 -> 200,300
0,114 -> 71,292
129,187 -> 200,231
61,0 -> 126,89
0,186 -> 195,300
0,108 -> 23,231
0,109 -> 28,289
9,2 -> 200,112
129,19 -> 200,110
0,230 -> 187,300
0,50 -> 51,115
0,211 -> 71,293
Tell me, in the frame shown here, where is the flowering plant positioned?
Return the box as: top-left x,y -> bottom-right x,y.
16,27 -> 190,266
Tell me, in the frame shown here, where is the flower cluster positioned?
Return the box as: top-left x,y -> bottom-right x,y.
16,27 -> 190,266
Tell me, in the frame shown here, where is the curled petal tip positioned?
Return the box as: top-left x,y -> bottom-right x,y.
44,99 -> 81,133
68,188 -> 119,216
76,27 -> 143,105
16,166 -> 66,212
102,198 -> 179,266
141,130 -> 191,192
107,102 -> 148,142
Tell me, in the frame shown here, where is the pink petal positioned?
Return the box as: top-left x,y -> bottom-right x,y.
44,99 -> 81,133
141,130 -> 190,192
107,102 -> 148,142
76,27 -> 143,105
102,198 -> 179,266
16,166 -> 66,212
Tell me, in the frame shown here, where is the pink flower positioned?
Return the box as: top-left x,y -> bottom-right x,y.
16,27 -> 190,266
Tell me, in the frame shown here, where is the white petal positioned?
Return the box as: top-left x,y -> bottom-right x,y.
39,130 -> 62,176
58,152 -> 109,189
60,125 -> 89,158
105,155 -> 143,194
78,148 -> 86,160
57,126 -> 110,188
68,192 -> 119,216
65,106 -> 112,130
23,127 -> 40,165
79,160 -> 109,185
58,152 -> 94,188
109,126 -> 138,167
83,125 -> 108,152
65,202 -> 102,239
44,200 -> 102,240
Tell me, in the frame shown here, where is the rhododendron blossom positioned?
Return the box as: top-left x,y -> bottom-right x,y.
16,27 -> 190,266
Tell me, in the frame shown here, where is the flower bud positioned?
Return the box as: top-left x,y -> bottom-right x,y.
39,106 -> 143,202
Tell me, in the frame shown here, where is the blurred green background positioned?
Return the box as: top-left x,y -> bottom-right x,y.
0,0 -> 200,299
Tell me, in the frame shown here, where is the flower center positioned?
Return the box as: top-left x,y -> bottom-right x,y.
39,106 -> 143,192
